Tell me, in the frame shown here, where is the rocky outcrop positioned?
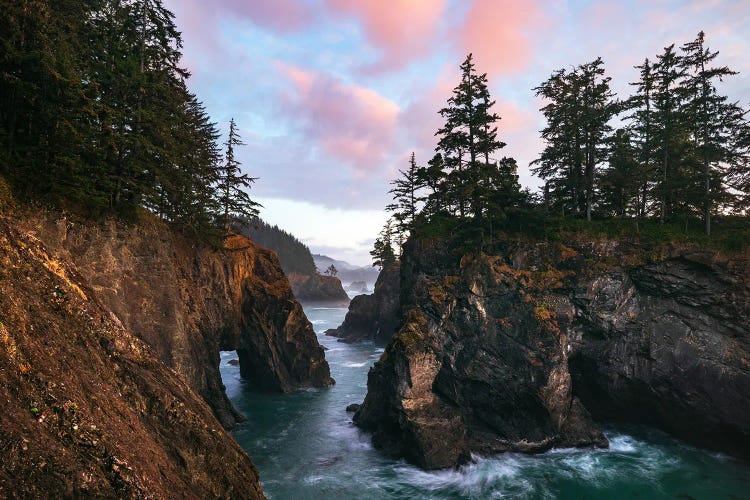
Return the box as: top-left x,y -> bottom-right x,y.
346,281 -> 369,293
355,237 -> 750,469
568,250 -> 750,459
29,214 -> 333,429
326,265 -> 400,344
0,212 -> 264,498
288,273 -> 350,305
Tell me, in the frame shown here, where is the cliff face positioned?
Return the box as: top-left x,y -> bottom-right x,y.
288,273 -> 350,305
29,215 -> 333,429
568,250 -> 750,459
355,237 -> 750,469
0,213 -> 264,497
325,265 -> 400,344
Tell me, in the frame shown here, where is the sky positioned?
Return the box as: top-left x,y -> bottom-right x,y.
163,0 -> 750,266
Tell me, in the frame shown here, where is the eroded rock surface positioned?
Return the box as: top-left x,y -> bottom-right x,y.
288,273 -> 350,305
31,214 -> 333,429
355,237 -> 750,469
569,251 -> 750,459
326,265 -> 400,344
0,214 -> 264,498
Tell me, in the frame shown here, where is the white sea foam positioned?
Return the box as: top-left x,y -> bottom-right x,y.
343,361 -> 368,368
392,454 -> 533,498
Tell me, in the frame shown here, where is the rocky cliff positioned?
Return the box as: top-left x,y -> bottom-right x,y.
325,265 -> 400,344
0,208 -> 264,497
288,273 -> 350,305
354,236 -> 750,469
27,214 -> 333,430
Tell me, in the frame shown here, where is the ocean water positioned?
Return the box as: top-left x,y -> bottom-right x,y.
221,304 -> 750,499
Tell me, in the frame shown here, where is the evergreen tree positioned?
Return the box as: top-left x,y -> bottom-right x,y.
484,156 -> 523,238
652,44 -> 686,223
680,31 -> 741,234
599,129 -> 641,218
0,0 -> 259,241
626,58 -> 657,218
431,53 -> 511,219
728,109 -> 750,208
370,219 -> 397,269
387,152 -> 423,236
533,68 -> 580,217
219,118 -> 261,232
532,58 -> 616,220
416,153 -> 449,217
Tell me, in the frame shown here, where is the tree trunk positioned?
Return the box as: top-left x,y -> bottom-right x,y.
661,138 -> 668,224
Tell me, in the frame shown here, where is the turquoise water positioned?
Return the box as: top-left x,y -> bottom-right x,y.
221,304 -> 750,499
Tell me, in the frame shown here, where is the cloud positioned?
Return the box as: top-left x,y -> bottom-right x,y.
325,0 -> 448,71
221,0 -> 316,32
167,0 -> 314,37
458,0 -> 546,76
275,62 -> 401,175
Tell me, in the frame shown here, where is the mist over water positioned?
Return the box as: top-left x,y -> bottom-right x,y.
220,305 -> 750,499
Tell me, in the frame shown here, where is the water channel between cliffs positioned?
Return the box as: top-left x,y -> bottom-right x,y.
220,304 -> 749,499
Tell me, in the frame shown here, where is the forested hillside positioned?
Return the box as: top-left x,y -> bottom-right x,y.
245,219 -> 318,276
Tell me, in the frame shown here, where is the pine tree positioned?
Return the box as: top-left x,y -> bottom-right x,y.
387,152 -> 423,237
680,31 -> 741,234
626,58 -> 657,218
416,153 -> 449,217
652,44 -> 686,223
0,1 -> 261,239
533,68 -> 580,217
219,118 -> 261,232
579,58 -> 617,221
432,53 -> 508,219
532,58 -> 616,220
727,109 -> 750,208
370,219 -> 397,269
599,129 -> 641,219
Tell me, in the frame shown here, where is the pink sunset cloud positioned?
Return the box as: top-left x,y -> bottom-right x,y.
276,62 -> 401,175
459,0 -> 545,76
325,0 -> 448,71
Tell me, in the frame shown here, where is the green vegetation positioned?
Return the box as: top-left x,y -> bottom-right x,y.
0,1 -> 260,240
243,218 -> 318,276
533,32 -> 748,234
413,211 -> 750,254
370,219 -> 397,269
376,33 -> 749,264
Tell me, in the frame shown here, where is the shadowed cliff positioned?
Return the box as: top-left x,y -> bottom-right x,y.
325,264 -> 400,344
355,235 -> 750,469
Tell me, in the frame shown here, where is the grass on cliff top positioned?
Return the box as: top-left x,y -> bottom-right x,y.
415,209 -> 750,255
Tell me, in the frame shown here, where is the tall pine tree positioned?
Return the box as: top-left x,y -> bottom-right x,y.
680,31 -> 741,234
219,118 -> 261,232
532,58 -> 616,220
432,54 -> 512,219
387,152 -> 423,237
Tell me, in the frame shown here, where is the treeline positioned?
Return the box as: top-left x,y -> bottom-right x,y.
374,33 -> 750,265
535,32 -> 749,235
0,1 -> 259,238
244,218 -> 318,276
